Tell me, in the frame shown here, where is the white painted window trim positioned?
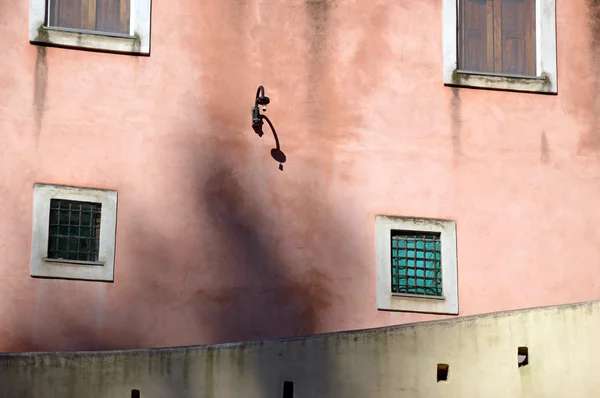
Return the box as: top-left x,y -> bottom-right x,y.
442,0 -> 557,94
375,216 -> 458,315
29,0 -> 151,55
30,184 -> 118,282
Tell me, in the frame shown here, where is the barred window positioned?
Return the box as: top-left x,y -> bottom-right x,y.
376,216 -> 458,315
391,231 -> 442,297
30,184 -> 117,282
47,199 -> 102,263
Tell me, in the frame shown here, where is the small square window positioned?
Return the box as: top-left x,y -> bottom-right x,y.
30,184 -> 118,282
376,216 -> 458,315
29,0 -> 151,55
443,0 -> 557,93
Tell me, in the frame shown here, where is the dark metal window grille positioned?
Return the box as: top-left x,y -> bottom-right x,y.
47,199 -> 102,262
391,230 -> 442,297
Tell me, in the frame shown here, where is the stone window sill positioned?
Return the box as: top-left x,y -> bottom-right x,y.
445,70 -> 555,94
43,258 -> 105,267
31,26 -> 145,55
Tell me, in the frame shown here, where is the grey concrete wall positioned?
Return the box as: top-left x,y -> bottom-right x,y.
2,300 -> 600,398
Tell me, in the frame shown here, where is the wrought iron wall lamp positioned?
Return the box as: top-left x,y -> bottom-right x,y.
252,85 -> 270,134
252,86 -> 286,170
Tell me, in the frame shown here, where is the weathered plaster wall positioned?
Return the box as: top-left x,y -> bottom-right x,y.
0,0 -> 600,351
1,300 -> 600,397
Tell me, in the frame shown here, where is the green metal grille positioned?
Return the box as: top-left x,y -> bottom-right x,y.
391,230 -> 442,297
47,199 -> 102,262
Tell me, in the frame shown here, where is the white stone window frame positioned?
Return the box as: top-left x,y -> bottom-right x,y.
30,184 -> 118,282
376,216 -> 458,315
29,0 -> 151,55
442,0 -> 557,94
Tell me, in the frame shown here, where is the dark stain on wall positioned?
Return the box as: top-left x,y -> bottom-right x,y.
34,46 -> 48,141
302,0 -> 354,188
541,131 -> 550,163
587,0 -> 600,50
305,0 -> 332,73
304,0 -> 334,125
451,88 -> 461,159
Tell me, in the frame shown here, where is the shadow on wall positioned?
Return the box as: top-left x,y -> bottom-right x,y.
5,137 -> 367,397
6,127 -> 316,353
198,154 -> 329,342
123,144 -> 367,397
9,53 -> 362,346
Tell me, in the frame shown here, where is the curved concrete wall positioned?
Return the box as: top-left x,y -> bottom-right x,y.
1,0 -> 600,351
1,300 -> 599,397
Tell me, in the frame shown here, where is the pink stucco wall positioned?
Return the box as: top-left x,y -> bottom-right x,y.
0,0 -> 599,352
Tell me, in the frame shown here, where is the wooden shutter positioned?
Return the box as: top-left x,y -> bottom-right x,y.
49,0 -> 84,30
459,0 -> 493,73
498,0 -> 536,75
459,0 -> 536,76
48,0 -> 130,35
96,0 -> 130,35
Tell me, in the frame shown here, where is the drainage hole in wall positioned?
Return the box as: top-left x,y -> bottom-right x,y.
437,364 -> 449,382
131,389 -> 140,398
518,347 -> 529,367
283,381 -> 294,398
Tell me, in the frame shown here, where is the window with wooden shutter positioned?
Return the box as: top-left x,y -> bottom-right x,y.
48,0 -> 130,35
459,0 -> 536,76
30,0 -> 150,54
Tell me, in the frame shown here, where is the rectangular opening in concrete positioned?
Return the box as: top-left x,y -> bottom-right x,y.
518,347 -> 529,367
283,381 -> 294,398
437,363 -> 449,382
